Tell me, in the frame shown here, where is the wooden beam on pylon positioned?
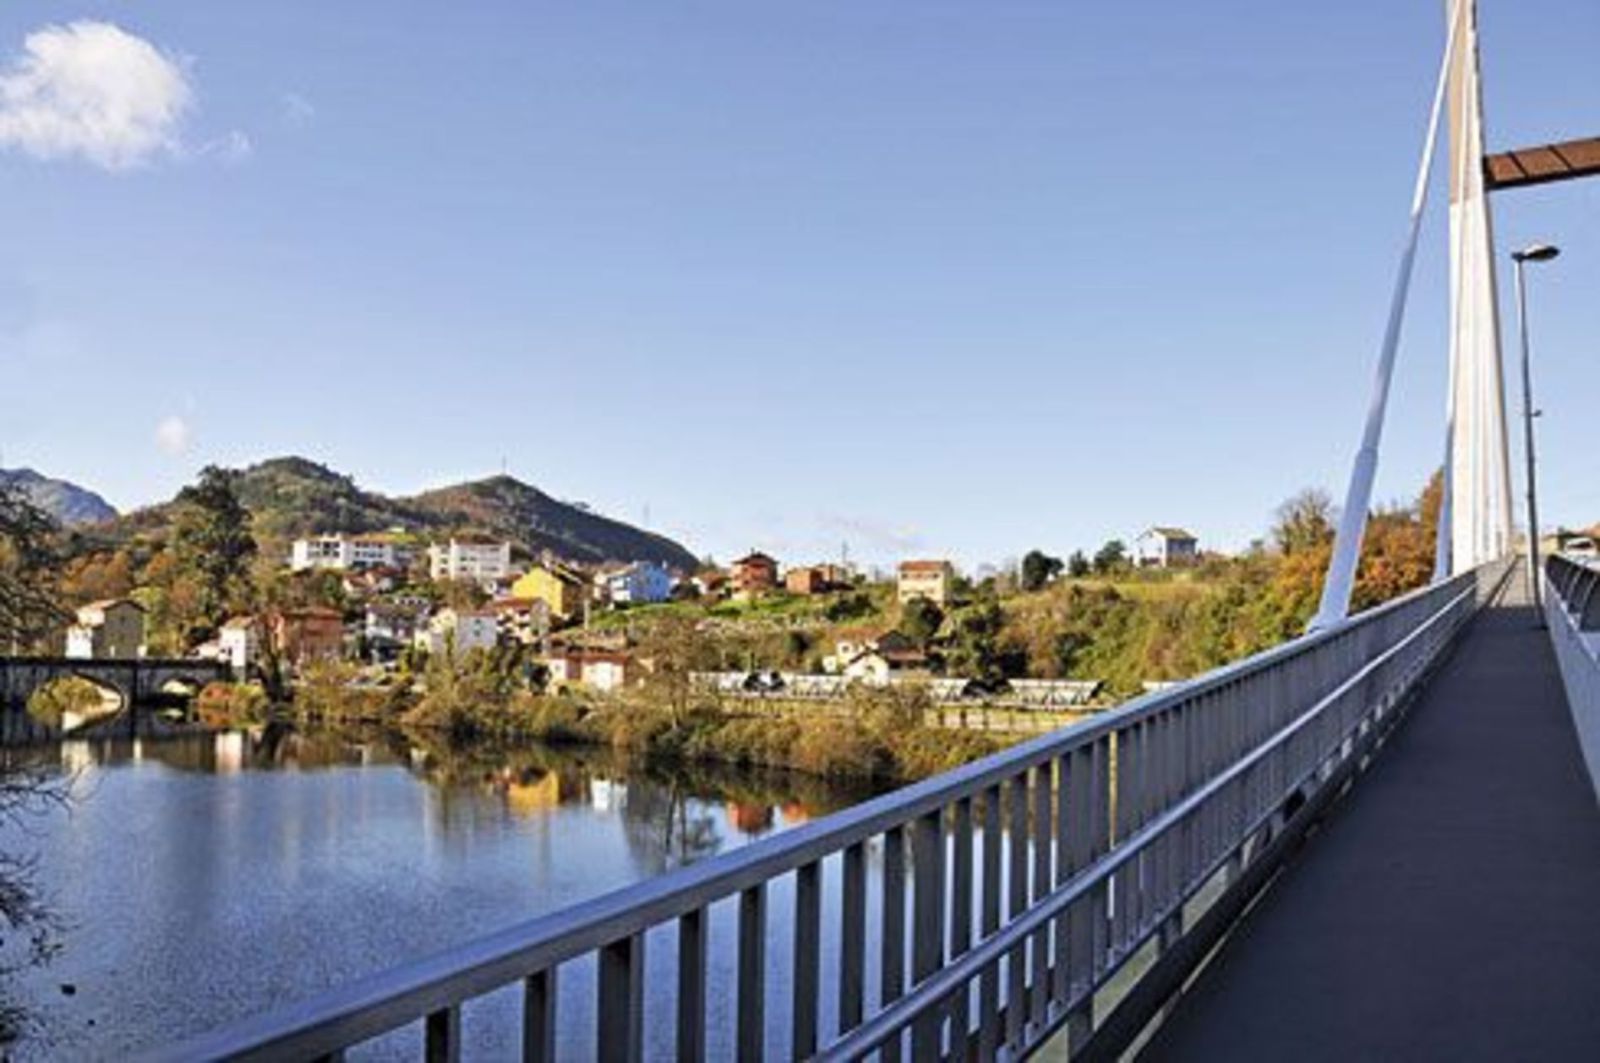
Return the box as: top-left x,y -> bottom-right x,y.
1485,135 -> 1600,191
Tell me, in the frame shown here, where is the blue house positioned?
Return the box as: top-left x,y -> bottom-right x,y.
604,561 -> 675,605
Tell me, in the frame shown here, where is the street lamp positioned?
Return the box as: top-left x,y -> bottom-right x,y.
1511,241 -> 1559,619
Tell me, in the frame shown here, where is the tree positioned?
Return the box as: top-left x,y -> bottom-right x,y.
1067,550 -> 1090,578
1273,488 -> 1335,556
433,577 -> 488,611
1092,539 -> 1128,575
0,481 -> 66,653
0,483 -> 69,1034
59,550 -> 135,606
171,466 -> 257,641
1020,550 -> 1064,593
899,597 -> 944,645
945,601 -> 1006,682
640,616 -> 719,730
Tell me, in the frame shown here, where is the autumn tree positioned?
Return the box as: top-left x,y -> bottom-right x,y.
59,550 -> 135,606
170,466 -> 257,642
1273,489 -> 1335,556
0,481 -> 66,652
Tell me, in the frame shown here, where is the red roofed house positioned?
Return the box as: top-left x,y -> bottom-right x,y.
896,560 -> 955,606
730,551 -> 779,598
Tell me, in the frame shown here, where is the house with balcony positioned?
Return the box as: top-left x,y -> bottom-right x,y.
897,560 -> 955,606
291,533 -> 411,573
428,538 -> 513,583
1134,527 -> 1199,568
491,597 -> 553,646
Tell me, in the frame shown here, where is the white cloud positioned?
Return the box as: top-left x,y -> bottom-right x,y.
281,91 -> 314,128
154,415 -> 192,456
0,21 -> 193,170
202,128 -> 252,164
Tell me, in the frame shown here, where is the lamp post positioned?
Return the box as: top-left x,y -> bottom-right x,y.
1511,242 -> 1559,618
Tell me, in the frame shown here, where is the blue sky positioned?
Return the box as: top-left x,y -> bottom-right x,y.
0,2 -> 1595,569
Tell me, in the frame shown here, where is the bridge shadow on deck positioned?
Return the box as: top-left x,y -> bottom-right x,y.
1142,571 -> 1600,1062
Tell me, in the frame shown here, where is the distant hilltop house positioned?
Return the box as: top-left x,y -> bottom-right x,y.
428,537 -> 513,583
785,563 -> 853,596
600,561 -> 674,606
897,560 -> 955,606
512,563 -> 589,621
1134,527 -> 1199,568
65,599 -> 146,659
290,533 -> 413,573
730,551 -> 780,598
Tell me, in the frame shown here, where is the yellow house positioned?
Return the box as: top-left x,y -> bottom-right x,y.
512,565 -> 586,621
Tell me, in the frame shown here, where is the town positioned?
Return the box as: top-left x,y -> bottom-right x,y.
58,524 -> 1205,709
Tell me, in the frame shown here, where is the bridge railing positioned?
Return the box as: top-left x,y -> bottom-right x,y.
160,563 -> 1506,1062
1543,554 -> 1600,797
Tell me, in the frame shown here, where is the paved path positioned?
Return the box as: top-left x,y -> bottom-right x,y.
1142,570 -> 1600,1062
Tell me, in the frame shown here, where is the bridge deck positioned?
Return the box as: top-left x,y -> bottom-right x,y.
1142,569 -> 1600,1061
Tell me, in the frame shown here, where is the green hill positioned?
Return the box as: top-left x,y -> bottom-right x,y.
106,457 -> 699,571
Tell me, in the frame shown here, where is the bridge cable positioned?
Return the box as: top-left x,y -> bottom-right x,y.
1310,1 -> 1465,629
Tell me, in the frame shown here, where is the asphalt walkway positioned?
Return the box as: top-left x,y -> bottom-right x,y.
1141,569 -> 1600,1062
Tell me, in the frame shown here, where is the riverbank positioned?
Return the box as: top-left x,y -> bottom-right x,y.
208,666 -> 1006,786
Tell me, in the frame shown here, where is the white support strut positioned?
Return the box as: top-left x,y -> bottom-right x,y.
1310,1 -> 1464,630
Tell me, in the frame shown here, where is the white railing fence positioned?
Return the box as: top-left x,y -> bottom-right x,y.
153,562 -> 1510,1062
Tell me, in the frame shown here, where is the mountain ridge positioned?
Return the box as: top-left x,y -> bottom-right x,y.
0,467 -> 119,526
107,456 -> 700,571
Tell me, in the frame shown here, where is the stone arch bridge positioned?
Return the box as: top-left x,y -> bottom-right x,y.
0,656 -> 231,743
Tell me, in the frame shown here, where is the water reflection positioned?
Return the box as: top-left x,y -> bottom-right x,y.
3,727 -> 883,1059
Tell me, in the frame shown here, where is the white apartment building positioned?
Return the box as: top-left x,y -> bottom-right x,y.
428,538 -> 513,582
290,534 -> 403,572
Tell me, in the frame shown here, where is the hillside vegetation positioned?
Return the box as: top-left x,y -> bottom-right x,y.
590,476 -> 1446,699
95,456 -> 697,570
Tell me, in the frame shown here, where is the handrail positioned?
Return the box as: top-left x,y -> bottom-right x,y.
822,576 -> 1481,1058
156,561 -> 1507,1062
1542,554 -> 1600,800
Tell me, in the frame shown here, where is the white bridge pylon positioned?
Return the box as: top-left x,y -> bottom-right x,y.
1312,0 -> 1511,628
1443,0 -> 1514,575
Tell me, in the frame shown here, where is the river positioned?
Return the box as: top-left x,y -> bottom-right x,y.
0,726 -> 885,1059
